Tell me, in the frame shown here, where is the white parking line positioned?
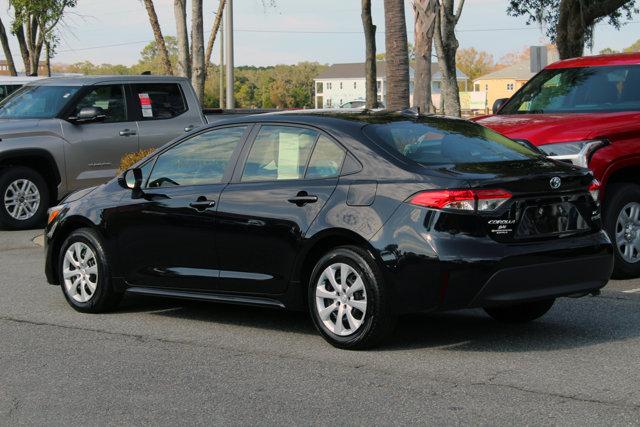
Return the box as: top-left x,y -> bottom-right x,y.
622,288 -> 640,294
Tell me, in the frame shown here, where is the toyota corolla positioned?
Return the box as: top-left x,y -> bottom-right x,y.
44,111 -> 613,349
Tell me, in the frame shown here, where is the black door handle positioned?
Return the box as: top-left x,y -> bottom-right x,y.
288,191 -> 318,206
189,200 -> 215,210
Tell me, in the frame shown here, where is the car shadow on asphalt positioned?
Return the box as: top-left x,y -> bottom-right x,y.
116,294 -> 640,352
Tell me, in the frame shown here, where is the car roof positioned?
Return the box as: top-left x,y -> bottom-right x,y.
27,75 -> 190,87
546,52 -> 640,69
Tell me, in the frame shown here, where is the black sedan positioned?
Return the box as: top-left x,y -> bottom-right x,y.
44,111 -> 613,349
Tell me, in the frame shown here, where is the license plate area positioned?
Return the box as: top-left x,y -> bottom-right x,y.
516,201 -> 590,239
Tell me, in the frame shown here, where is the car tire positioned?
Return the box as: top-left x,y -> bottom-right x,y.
308,245 -> 396,350
484,299 -> 555,323
58,228 -> 122,313
0,166 -> 49,229
603,183 -> 640,279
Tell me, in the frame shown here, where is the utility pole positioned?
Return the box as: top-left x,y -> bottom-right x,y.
219,11 -> 224,109
225,0 -> 234,108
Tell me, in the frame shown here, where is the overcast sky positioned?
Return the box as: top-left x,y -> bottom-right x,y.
1,0 -> 639,69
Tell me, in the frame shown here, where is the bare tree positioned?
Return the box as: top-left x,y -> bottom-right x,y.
205,0 -> 226,66
434,0 -> 464,116
174,0 -> 190,78
413,0 -> 438,112
383,0 -> 410,110
361,0 -> 378,109
191,0 -> 205,101
0,18 -> 17,76
142,0 -> 173,75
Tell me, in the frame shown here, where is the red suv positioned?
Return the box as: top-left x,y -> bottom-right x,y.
474,53 -> 640,278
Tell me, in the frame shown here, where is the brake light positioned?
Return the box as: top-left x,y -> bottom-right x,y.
588,179 -> 600,202
409,189 -> 512,211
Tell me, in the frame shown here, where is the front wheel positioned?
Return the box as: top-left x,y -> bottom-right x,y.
604,183 -> 640,278
0,167 -> 49,229
58,228 -> 122,313
308,246 -> 396,350
484,299 -> 555,323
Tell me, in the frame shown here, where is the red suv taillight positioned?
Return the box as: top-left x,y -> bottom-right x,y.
588,179 -> 600,202
409,189 -> 512,212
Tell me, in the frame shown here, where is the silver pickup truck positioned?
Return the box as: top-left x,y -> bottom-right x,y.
0,75 -> 208,229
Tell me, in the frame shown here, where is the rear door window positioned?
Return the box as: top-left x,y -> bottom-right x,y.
131,83 -> 187,120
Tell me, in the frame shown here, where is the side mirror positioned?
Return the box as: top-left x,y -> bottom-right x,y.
492,98 -> 509,114
119,168 -> 143,190
69,107 -> 106,124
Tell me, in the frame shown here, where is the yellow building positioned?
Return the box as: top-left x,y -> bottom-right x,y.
474,51 -> 559,111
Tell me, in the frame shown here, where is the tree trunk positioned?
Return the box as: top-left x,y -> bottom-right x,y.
433,0 -> 464,117
383,0 -> 410,111
413,0 -> 438,113
191,0 -> 206,102
205,0 -> 226,66
0,18 -> 17,76
174,0 -> 191,78
45,42 -> 51,77
361,0 -> 377,109
142,0 -> 173,75
14,26 -> 31,75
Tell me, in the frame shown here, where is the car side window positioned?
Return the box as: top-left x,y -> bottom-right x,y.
72,85 -> 126,123
132,83 -> 187,121
305,136 -> 346,179
241,125 -> 318,182
147,126 -> 247,188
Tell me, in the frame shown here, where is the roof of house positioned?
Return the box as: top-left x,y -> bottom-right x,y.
475,50 -> 560,82
316,61 -> 467,80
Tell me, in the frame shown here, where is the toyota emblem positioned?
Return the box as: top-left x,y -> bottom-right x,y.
550,177 -> 562,189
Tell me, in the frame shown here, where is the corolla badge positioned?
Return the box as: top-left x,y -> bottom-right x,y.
550,176 -> 562,189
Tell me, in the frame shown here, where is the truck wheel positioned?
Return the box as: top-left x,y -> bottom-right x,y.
0,167 -> 50,230
604,183 -> 640,279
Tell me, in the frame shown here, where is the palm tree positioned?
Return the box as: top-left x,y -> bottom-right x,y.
142,0 -> 173,75
361,0 -> 378,109
384,0 -> 410,110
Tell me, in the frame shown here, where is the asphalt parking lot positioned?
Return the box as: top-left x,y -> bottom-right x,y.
0,229 -> 639,425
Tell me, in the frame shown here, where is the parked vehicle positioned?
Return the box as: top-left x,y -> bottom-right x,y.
0,75 -> 207,229
474,53 -> 640,278
339,99 -> 385,109
0,76 -> 44,101
44,110 -> 613,349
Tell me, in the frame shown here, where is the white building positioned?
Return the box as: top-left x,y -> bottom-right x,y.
314,61 -> 468,109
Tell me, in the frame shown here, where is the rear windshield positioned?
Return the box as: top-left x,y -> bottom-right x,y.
363,118 -> 540,166
500,65 -> 640,114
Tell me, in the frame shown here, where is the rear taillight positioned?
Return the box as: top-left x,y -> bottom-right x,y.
409,189 -> 512,212
588,179 -> 600,202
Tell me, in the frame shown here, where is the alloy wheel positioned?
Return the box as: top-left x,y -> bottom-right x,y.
615,202 -> 640,263
315,262 -> 367,336
62,242 -> 99,303
3,179 -> 40,221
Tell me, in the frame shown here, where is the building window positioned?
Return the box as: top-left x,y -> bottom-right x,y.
340,82 -> 343,90
377,94 -> 382,102
327,82 -> 332,90
377,80 -> 381,92
316,82 -> 323,94
485,84 -> 488,91
353,82 -> 357,89
507,83 -> 514,91
327,99 -> 332,108
474,83 -> 480,91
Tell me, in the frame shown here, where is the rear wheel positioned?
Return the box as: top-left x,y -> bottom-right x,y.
58,228 -> 122,313
308,246 -> 396,350
0,167 -> 49,229
484,299 -> 555,323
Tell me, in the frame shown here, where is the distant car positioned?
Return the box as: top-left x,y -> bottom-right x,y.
0,75 -> 207,229
45,111 -> 612,349
339,100 -> 385,109
474,52 -> 640,278
0,76 -> 43,100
